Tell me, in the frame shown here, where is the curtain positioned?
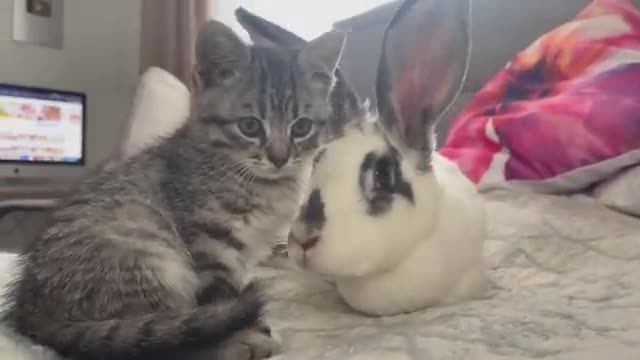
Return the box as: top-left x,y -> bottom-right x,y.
140,0 -> 211,88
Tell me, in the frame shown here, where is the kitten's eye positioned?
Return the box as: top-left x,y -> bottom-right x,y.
291,117 -> 314,139
216,67 -> 236,83
373,157 -> 394,193
237,117 -> 264,138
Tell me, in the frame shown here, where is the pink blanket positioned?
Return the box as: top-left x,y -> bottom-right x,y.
441,0 -> 640,192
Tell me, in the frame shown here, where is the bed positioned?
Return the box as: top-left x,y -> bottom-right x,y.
264,188 -> 640,360
0,188 -> 639,359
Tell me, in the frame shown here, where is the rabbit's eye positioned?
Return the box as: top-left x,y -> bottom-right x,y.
359,151 -> 415,215
359,150 -> 416,215
374,157 -> 394,193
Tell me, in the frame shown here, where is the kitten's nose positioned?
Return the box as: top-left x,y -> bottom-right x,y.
267,153 -> 289,169
300,236 -> 319,251
266,145 -> 290,169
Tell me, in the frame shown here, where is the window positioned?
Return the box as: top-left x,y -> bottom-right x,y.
212,0 -> 394,41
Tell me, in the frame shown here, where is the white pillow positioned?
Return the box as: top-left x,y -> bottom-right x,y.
593,165 -> 640,216
121,67 -> 191,156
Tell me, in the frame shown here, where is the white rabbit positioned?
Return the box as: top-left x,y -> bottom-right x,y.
287,0 -> 488,316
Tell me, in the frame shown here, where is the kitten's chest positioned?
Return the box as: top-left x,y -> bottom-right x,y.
233,181 -> 306,246
207,172 -> 310,260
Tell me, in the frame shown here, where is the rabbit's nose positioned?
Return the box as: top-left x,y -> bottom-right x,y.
301,236 -> 320,251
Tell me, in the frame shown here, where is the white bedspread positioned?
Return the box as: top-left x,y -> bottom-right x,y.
1,189 -> 639,359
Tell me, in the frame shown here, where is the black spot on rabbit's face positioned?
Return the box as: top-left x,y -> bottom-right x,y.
359,148 -> 414,216
289,188 -> 325,254
300,188 -> 326,230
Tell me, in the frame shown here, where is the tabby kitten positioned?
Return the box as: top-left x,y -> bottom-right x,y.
3,13 -> 359,360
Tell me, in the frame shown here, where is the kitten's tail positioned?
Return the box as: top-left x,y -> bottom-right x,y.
26,283 -> 262,359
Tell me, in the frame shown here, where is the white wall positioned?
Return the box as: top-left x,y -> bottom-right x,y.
0,0 -> 141,167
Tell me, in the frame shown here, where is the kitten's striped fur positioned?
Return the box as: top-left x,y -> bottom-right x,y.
3,16 -> 359,360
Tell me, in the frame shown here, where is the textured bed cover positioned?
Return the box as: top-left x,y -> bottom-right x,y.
1,189 -> 639,359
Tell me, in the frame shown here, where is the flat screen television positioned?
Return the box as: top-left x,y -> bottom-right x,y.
0,83 -> 86,183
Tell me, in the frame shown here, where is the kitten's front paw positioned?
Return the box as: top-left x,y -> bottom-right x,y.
217,326 -> 282,360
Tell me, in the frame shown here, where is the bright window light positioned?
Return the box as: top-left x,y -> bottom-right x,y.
213,0 -> 394,41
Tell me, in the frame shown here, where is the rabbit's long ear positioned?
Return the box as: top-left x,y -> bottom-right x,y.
376,0 -> 471,170
235,7 -> 307,49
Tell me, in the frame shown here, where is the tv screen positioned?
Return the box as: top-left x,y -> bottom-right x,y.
0,83 -> 85,165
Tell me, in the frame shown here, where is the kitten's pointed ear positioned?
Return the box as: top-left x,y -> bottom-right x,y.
376,0 -> 471,170
235,7 -> 307,49
298,30 -> 346,82
194,20 -> 250,89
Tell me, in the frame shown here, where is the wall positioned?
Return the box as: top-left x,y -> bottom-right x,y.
0,0 -> 142,167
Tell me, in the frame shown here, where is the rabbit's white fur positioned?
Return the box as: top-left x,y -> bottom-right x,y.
287,0 -> 486,316
288,122 -> 487,316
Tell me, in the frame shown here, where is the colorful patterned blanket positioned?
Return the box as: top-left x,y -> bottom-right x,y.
441,0 -> 640,193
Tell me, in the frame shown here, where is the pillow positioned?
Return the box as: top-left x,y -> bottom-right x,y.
121,67 -> 190,157
593,164 -> 640,216
440,0 -> 640,193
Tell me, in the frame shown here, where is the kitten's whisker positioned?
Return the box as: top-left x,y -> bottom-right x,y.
226,161 -> 253,191
208,161 -> 250,190
237,163 -> 254,192
209,161 -> 245,183
218,164 -> 242,181
244,165 -> 257,191
219,168 -> 244,188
